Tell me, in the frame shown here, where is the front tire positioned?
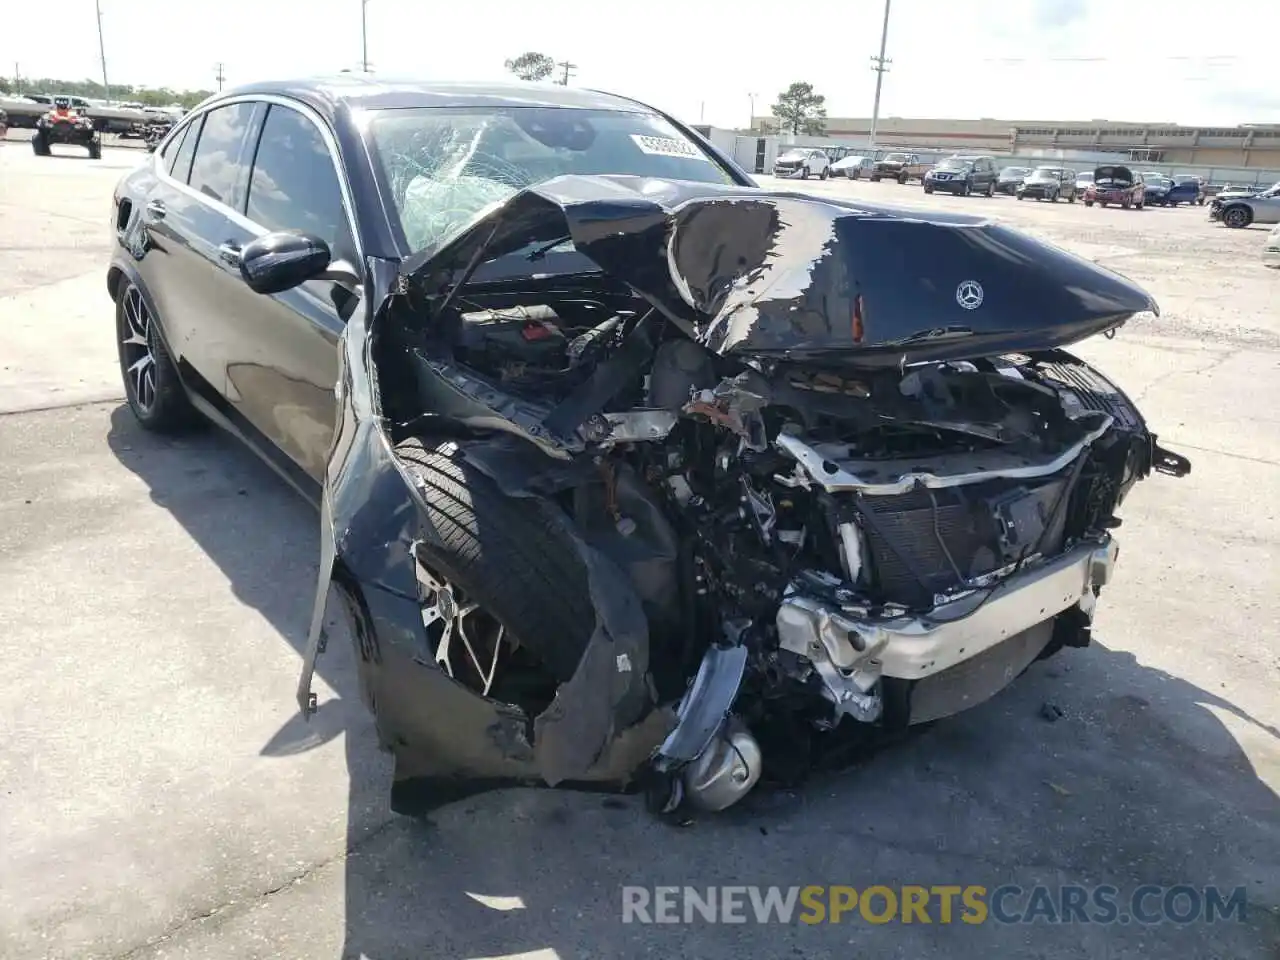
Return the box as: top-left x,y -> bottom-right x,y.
393,439 -> 595,685
819,166 -> 829,180
923,183 -> 934,194
31,132 -> 50,156
116,279 -> 199,432
88,138 -> 101,160
1222,206 -> 1252,228
985,180 -> 995,197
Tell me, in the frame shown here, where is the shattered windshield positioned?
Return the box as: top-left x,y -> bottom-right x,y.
369,107 -> 735,253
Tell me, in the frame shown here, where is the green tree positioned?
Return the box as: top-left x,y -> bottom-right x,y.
503,52 -> 555,82
771,82 -> 827,135
0,76 -> 212,108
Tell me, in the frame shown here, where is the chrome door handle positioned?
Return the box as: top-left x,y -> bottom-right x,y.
217,242 -> 242,266
145,200 -> 166,218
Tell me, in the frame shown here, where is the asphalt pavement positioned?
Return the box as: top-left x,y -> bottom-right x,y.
1,140 -> 1277,959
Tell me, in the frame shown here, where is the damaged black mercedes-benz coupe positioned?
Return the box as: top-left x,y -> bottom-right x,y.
108,77 -> 1190,817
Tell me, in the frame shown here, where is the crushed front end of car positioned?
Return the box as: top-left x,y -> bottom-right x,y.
771,154 -> 807,178
298,176 -> 1190,817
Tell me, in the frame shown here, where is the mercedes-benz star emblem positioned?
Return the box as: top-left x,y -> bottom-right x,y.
956,280 -> 984,310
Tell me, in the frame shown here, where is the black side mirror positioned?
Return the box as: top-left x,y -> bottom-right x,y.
239,231 -> 331,295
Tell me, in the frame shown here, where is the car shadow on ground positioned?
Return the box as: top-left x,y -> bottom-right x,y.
106,405 -> 1280,959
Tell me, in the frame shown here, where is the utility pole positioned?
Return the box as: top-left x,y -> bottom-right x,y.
868,0 -> 892,154
748,92 -> 757,130
361,0 -> 370,72
95,0 -> 111,102
214,63 -> 225,92
13,63 -> 21,95
555,60 -> 577,86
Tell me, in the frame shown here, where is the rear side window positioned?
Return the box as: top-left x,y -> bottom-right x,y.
188,102 -> 259,210
163,120 -> 197,181
245,104 -> 353,260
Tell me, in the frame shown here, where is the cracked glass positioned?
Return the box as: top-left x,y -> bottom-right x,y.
369,107 -> 734,253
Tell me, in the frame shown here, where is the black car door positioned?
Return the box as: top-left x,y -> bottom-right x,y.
217,100 -> 360,483
139,101 -> 263,406
134,112 -> 212,397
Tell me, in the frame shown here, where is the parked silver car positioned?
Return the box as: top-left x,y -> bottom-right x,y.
1210,181 -> 1280,228
830,154 -> 873,179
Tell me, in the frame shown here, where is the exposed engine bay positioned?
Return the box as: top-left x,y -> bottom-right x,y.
304,176 -> 1191,817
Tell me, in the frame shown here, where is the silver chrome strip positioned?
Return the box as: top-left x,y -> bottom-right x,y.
775,414 -> 1114,495
152,93 -> 364,262
776,535 -> 1117,681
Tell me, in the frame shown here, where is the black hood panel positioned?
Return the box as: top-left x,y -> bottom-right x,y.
404,175 -> 1158,366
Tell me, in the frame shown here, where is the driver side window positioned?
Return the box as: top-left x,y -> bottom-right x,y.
244,104 -> 354,263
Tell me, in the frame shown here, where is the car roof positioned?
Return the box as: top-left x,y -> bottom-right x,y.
209,75 -> 657,116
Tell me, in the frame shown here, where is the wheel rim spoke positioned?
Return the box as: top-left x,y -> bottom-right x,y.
120,287 -> 158,411
417,562 -> 507,696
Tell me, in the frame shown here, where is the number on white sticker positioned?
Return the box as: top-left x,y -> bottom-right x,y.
630,134 -> 706,161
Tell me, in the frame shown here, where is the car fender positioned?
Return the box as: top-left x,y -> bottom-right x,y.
297,257 -> 667,812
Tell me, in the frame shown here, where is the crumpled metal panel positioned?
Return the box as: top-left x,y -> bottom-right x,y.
297,258 -> 668,812
401,174 -> 1159,367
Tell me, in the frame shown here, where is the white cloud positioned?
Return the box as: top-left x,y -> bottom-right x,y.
4,0 -> 1277,128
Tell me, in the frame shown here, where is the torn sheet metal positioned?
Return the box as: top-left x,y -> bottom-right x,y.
297,258 -> 669,812
401,174 -> 1159,368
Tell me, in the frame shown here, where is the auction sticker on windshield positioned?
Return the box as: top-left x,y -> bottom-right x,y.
631,134 -> 706,160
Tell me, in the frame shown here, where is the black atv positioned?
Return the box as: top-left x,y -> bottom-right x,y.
32,96 -> 102,159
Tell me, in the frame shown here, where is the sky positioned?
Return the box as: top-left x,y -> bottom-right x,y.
4,0 -> 1278,128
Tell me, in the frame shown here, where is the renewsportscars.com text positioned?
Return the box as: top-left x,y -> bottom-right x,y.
621,884 -> 1248,925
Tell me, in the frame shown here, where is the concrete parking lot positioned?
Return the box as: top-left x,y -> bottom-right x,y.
1,139 -> 1277,960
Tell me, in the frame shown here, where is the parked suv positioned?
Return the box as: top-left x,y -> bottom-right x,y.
869,152 -> 927,183
1083,165 -> 1145,209
772,148 -> 830,180
922,155 -> 999,196
1017,166 -> 1077,202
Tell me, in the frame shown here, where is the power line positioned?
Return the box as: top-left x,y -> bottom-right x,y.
555,60 -> 577,86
